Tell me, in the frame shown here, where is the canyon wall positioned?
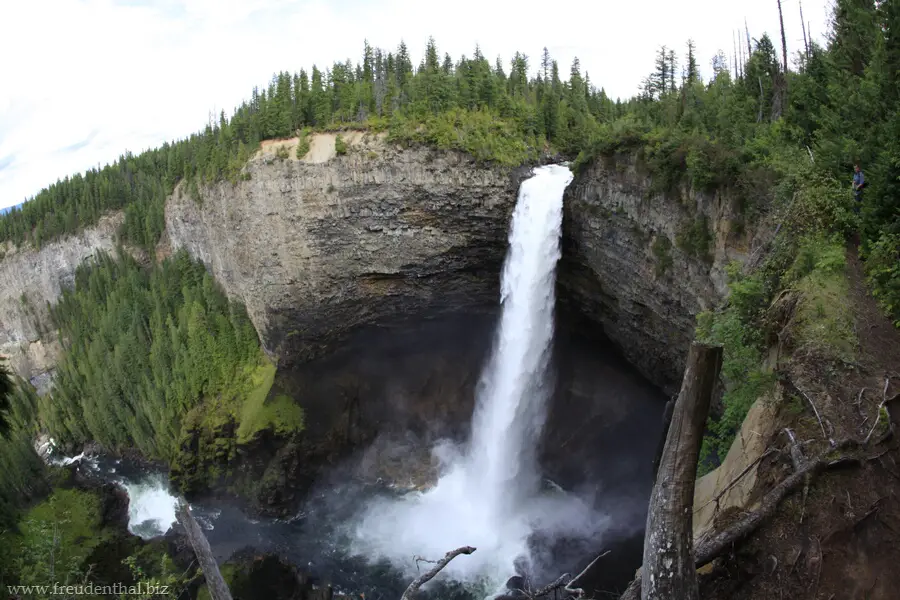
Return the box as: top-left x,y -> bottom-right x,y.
560,152 -> 755,393
0,213 -> 122,392
0,140 -> 756,399
165,133 -> 527,366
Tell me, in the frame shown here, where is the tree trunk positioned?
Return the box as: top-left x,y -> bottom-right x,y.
640,342 -> 722,600
176,501 -> 233,600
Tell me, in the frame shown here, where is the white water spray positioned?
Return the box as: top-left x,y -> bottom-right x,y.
121,473 -> 179,539
351,165 -> 602,587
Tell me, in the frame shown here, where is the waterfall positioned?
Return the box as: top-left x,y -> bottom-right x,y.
351,165 -> 599,588
467,163 -> 572,516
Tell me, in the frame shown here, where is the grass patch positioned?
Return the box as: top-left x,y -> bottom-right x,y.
788,235 -> 857,362
696,262 -> 775,473
197,564 -> 238,600
334,134 -> 348,156
388,108 -> 542,166
864,232 -> 900,327
676,215 -> 713,263
236,362 -> 304,443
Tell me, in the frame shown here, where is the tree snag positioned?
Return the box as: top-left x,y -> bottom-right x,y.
621,438 -> 871,600
641,342 -> 722,600
176,501 -> 233,600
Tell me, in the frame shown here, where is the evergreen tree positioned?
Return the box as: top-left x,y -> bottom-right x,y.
685,39 -> 699,84
830,0 -> 879,76
0,362 -> 12,438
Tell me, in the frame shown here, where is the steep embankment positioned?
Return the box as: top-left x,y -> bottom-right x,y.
0,213 -> 122,393
561,152 -> 756,393
166,133 -> 528,365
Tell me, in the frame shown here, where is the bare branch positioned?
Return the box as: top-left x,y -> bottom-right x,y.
400,546 -> 476,600
863,379 -> 892,443
694,448 -> 778,515
564,551 -> 610,598
794,384 -> 832,444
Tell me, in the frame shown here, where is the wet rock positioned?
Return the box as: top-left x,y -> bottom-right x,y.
213,549 -> 337,600
98,482 -> 130,530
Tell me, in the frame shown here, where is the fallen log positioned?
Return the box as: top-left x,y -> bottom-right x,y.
641,342 -> 722,600
176,501 -> 233,600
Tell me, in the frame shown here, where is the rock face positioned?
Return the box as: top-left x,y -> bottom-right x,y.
0,213 -> 122,390
560,153 -> 753,393
166,134 -> 528,364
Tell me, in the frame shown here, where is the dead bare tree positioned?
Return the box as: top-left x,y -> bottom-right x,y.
620,429 -> 895,600
799,0 -> 810,60
400,546 -> 476,600
641,342 -> 722,600
745,18 -> 753,58
777,0 -> 789,74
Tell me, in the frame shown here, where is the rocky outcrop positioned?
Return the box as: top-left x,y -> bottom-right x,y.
166,133 -> 528,365
0,213 -> 121,390
561,153 -> 755,393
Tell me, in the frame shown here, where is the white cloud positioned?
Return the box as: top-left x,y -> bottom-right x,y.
0,0 -> 832,210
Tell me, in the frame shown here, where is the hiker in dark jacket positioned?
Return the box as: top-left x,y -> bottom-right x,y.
853,164 -> 866,213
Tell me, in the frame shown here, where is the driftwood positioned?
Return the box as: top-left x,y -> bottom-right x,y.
641,342 -> 722,600
176,501 -> 233,600
400,546 -> 476,600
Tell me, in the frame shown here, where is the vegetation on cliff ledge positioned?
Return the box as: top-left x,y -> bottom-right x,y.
5,250 -> 303,499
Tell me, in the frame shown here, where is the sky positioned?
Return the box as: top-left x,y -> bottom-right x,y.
0,0 -> 833,210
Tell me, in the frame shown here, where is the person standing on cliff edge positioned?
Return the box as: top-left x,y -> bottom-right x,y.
852,163 -> 866,214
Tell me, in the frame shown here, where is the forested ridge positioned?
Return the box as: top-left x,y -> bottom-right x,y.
0,38 -> 617,252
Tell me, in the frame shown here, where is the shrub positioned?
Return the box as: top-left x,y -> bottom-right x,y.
295,129 -> 310,159
676,215 -> 713,263
696,265 -> 773,472
651,235 -> 673,276
334,134 -> 348,155
865,232 -> 900,326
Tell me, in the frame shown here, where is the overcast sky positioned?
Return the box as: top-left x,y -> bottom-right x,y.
0,0 -> 833,210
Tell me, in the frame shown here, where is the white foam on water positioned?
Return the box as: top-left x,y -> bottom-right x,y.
121,473 -> 179,539
350,165 -> 606,589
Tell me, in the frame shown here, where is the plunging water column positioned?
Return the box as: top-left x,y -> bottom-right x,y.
468,164 -> 572,518
352,165 -> 593,586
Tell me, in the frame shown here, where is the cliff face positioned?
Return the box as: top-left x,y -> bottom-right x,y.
560,153 -> 755,393
0,213 -> 122,392
0,142 -> 752,398
165,133 -> 527,365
